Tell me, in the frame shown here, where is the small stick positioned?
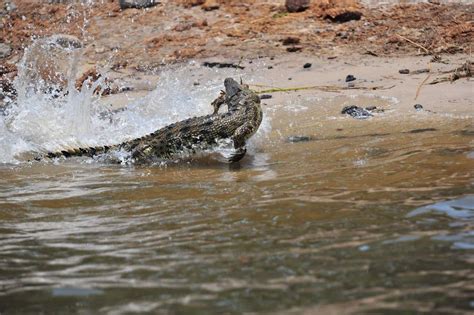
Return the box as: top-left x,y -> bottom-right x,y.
415,63 -> 432,100
396,34 -> 430,54
251,84 -> 394,94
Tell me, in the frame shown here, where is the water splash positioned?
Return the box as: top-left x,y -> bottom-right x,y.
0,36 -> 271,164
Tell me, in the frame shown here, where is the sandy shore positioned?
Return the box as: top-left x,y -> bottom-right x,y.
245,53 -> 473,116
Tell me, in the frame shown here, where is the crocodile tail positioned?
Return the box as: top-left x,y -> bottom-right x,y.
46,144 -> 116,159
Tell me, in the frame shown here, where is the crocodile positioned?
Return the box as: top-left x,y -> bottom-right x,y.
41,78 -> 263,163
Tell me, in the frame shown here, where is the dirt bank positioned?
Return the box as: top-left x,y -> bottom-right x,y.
0,0 -> 472,114
1,1 -> 473,66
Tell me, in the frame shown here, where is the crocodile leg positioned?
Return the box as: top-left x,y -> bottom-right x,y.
232,122 -> 255,149
228,122 -> 255,162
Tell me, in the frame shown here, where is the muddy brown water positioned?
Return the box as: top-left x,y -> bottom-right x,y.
0,95 -> 473,314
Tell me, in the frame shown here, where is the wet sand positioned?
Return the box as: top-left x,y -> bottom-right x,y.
99,53 -> 473,118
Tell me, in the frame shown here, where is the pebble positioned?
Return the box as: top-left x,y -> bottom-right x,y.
341,105 -> 373,119
345,74 -> 356,82
285,0 -> 310,13
303,63 -> 312,69
119,0 -> 159,9
326,11 -> 363,23
267,66 -> 273,69
281,37 -> 300,46
365,106 -> 377,111
286,46 -> 303,53
0,43 -> 12,59
259,94 -> 272,100
411,68 -> 430,74
399,69 -> 410,74
414,104 -> 423,111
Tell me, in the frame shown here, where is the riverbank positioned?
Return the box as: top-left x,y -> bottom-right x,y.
1,1 -> 472,117
1,1 -> 472,76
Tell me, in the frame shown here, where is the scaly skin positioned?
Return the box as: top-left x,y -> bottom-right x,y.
44,78 -> 263,163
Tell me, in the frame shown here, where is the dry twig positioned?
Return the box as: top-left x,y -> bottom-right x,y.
251,84 -> 394,94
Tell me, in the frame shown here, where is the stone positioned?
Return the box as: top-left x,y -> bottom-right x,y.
325,9 -> 362,23
341,105 -> 372,119
399,69 -> 410,74
0,43 -> 12,59
281,36 -> 300,46
414,104 -> 423,111
303,62 -> 311,69
259,94 -> 272,100
285,0 -> 310,13
286,46 -> 302,53
345,74 -> 356,82
411,68 -> 430,74
119,0 -> 159,10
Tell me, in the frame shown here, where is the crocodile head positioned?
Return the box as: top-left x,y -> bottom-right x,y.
224,78 -> 242,100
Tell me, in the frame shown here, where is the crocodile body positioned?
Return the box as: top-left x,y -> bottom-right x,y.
44,78 -> 263,163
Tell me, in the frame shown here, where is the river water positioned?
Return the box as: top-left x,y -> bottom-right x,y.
1,39 -> 473,314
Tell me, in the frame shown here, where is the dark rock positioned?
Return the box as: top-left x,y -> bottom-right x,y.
259,94 -> 272,100
193,82 -> 200,86
119,0 -> 159,9
267,66 -> 273,69
286,46 -> 302,53
281,37 -> 300,46
345,74 -> 356,82
303,63 -> 312,69
341,105 -> 373,119
325,11 -> 362,23
287,135 -> 312,143
365,106 -> 377,111
285,0 -> 310,13
0,43 -> 12,59
414,104 -> 423,111
202,62 -> 244,69
399,69 -> 410,74
412,68 -> 430,74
